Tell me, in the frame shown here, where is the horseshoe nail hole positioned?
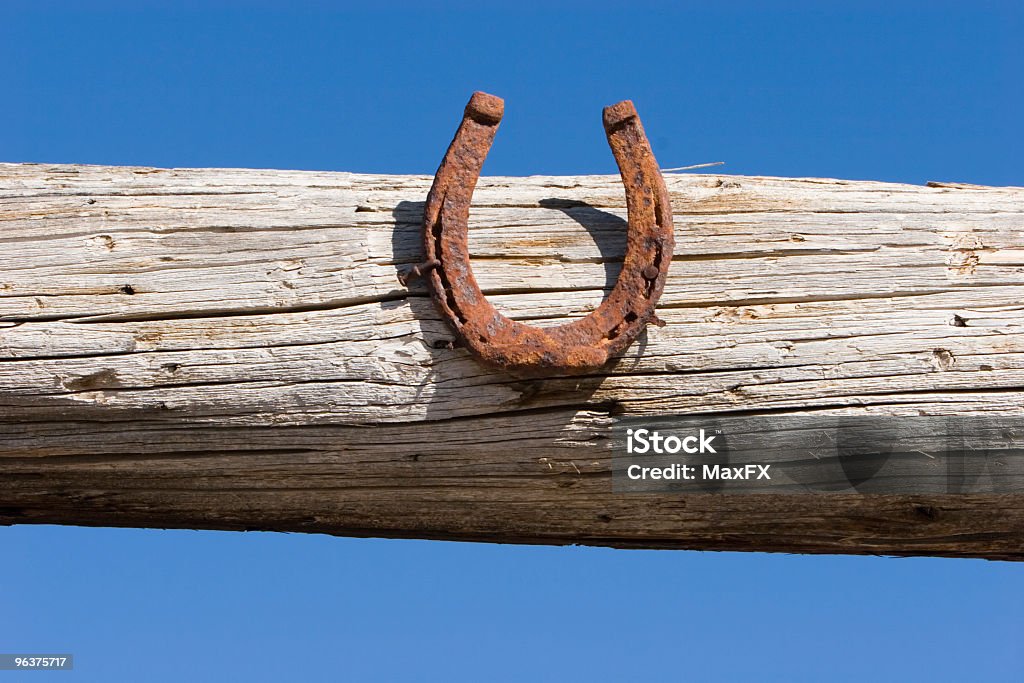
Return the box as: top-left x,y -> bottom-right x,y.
478,335 -> 487,343
606,311 -> 640,341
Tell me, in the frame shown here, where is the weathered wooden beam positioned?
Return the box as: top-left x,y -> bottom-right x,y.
1,163 -> 1022,559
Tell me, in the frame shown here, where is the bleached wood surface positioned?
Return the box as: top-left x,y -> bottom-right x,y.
1,162 -> 1022,559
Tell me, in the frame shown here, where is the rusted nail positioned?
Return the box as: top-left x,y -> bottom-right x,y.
415,91 -> 674,377
397,258 -> 440,286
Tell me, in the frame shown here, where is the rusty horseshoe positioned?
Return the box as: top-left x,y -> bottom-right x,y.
405,91 -> 674,377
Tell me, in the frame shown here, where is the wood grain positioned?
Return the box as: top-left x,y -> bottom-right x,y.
1,163 -> 1022,559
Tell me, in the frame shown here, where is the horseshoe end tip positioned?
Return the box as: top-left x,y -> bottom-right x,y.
603,100 -> 638,130
466,91 -> 504,125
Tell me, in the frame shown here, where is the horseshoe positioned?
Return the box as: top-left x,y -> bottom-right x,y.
406,91 -> 674,377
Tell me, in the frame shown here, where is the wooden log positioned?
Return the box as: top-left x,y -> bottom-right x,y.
1,162 -> 1022,560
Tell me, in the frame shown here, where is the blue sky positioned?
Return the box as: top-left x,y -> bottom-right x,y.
1,3 -> 1022,681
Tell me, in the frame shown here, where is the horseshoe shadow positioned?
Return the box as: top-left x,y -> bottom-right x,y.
537,197 -> 627,293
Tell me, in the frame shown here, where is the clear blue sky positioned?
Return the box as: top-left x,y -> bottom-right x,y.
1,3 -> 1022,681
